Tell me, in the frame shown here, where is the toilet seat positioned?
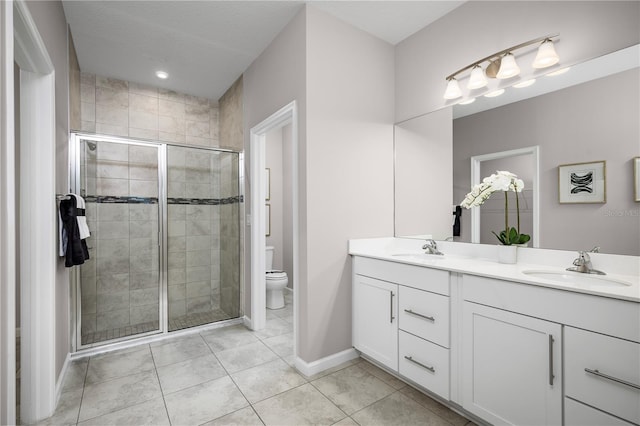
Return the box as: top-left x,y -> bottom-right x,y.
267,270 -> 287,280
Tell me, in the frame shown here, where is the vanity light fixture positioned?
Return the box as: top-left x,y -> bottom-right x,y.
443,34 -> 559,100
513,79 -> 536,88
443,78 -> 463,100
155,70 -> 169,79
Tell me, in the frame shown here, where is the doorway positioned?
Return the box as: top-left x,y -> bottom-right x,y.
249,101 -> 299,366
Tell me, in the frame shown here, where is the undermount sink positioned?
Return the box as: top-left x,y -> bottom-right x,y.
522,270 -> 631,287
392,253 -> 445,261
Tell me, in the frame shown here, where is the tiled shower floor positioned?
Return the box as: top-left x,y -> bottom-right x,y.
82,309 -> 236,345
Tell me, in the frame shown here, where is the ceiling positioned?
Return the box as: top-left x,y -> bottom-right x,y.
62,1 -> 464,101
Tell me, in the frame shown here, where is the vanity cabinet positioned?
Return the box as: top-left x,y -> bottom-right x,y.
462,301 -> 562,425
352,256 -> 450,396
564,326 -> 640,424
352,274 -> 398,371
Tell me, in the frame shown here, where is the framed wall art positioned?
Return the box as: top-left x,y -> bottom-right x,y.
558,160 -> 606,204
634,157 -> 640,202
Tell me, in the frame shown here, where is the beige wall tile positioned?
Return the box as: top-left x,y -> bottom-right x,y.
187,121 -> 210,138
185,94 -> 210,106
159,99 -> 185,120
129,127 -> 159,141
168,283 -> 186,302
186,266 -> 210,283
81,102 -> 96,122
81,72 -> 96,86
129,163 -> 157,181
96,177 -> 129,196
159,131 -> 186,144
168,268 -> 186,285
81,83 -> 95,103
159,88 -> 185,103
96,123 -> 128,138
130,82 -> 159,98
186,103 -> 210,123
186,281 -> 211,299
97,309 -> 130,331
96,161 -> 128,179
169,301 -> 186,319
96,86 -> 129,109
130,304 -> 159,325
96,76 -> 128,91
130,110 -> 158,131
130,180 -> 158,197
159,115 -> 186,135
186,135 -> 211,147
129,93 -> 159,114
81,121 -> 96,133
96,104 -> 128,126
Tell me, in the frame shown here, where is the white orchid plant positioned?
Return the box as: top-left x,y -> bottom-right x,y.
460,170 -> 531,246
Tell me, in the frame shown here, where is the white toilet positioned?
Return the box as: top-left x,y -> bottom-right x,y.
266,246 -> 288,309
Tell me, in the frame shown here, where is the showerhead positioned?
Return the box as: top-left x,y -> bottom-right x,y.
85,141 -> 97,151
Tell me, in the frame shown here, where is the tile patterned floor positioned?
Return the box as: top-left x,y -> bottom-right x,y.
34,293 -> 475,426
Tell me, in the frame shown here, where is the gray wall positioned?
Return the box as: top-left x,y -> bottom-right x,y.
395,1 -> 640,122
454,69 -> 640,255
26,0 -> 71,380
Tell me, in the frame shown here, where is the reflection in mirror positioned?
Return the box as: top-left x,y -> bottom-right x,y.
469,147 -> 538,247
395,45 -> 639,255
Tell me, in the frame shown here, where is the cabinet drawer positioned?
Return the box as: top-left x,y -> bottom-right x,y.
399,286 -> 449,348
565,327 -> 640,424
399,331 -> 449,400
353,256 -> 449,296
565,398 -> 634,426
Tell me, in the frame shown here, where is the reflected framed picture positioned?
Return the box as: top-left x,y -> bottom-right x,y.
266,204 -> 271,237
558,160 -> 606,204
265,168 -> 271,201
634,157 -> 640,202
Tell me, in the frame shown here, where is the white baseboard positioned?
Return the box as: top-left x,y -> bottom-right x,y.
294,347 -> 359,377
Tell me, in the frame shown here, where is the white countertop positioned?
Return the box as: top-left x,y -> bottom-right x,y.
349,238 -> 640,303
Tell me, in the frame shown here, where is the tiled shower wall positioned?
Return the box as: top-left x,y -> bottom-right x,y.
79,142 -> 160,337
167,146 -> 223,321
78,73 -> 220,147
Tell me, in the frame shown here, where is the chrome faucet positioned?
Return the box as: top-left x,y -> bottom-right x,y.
567,251 -> 606,275
422,239 -> 444,255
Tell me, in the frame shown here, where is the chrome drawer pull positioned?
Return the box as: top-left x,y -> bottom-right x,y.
549,335 -> 555,386
403,309 -> 435,322
585,368 -> 640,390
390,291 -> 395,323
404,355 -> 435,373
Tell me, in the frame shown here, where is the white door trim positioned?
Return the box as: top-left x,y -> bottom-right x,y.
13,0 -> 58,422
249,101 -> 299,359
0,1 -> 16,424
470,145 -> 540,247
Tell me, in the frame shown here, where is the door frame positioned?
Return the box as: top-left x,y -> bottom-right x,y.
249,101 -> 298,358
13,0 -> 58,423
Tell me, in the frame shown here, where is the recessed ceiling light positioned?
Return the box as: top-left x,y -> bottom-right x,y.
546,67 -> 570,77
155,70 -> 169,79
459,98 -> 476,105
484,89 -> 505,98
513,79 -> 536,88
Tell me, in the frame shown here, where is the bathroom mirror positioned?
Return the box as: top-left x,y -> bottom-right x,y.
394,44 -> 640,255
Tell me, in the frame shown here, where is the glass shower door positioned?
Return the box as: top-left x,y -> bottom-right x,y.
166,145 -> 240,331
77,137 -> 162,346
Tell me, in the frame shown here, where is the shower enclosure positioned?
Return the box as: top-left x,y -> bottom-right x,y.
70,133 -> 242,349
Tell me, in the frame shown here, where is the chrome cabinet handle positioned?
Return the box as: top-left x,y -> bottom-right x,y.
390,291 -> 395,323
403,309 -> 435,322
549,335 -> 555,386
404,355 -> 435,373
585,368 -> 640,390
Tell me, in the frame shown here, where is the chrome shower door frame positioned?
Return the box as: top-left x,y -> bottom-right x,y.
70,133 -> 167,351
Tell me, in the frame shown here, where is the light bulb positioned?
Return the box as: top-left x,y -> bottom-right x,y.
155,70 -> 169,79
533,39 -> 559,69
467,65 -> 488,90
496,53 -> 520,79
443,78 -> 462,100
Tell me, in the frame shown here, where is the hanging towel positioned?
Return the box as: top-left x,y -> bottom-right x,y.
70,193 -> 91,239
59,195 -> 90,267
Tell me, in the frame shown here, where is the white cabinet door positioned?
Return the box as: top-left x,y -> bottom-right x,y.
353,275 -> 398,371
462,302 -> 562,425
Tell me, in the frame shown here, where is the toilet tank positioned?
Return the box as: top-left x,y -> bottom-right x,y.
266,246 -> 275,270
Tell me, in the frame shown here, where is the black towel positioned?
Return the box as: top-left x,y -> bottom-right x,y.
453,205 -> 462,237
59,196 -> 90,267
